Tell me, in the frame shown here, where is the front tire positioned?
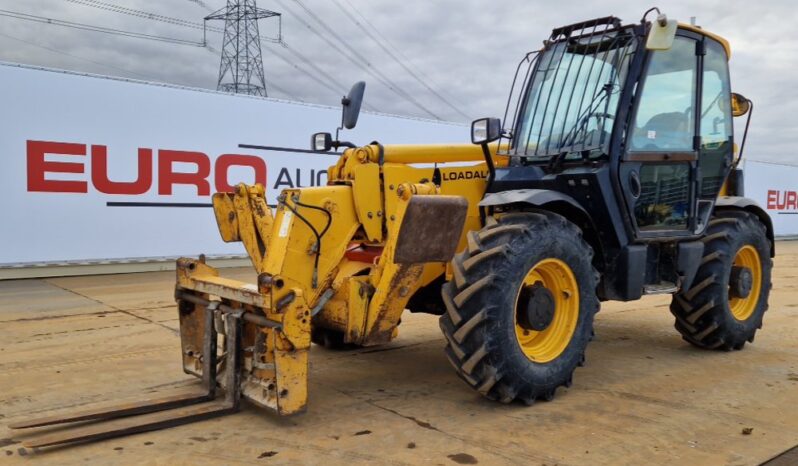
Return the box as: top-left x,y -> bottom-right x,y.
670,211 -> 772,350
440,211 -> 599,404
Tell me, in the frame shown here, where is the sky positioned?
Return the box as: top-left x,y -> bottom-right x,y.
0,0 -> 795,163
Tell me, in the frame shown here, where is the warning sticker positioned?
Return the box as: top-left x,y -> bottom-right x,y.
278,211 -> 293,238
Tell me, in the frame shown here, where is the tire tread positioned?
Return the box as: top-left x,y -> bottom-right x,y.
670,212 -> 772,350
439,211 -> 599,403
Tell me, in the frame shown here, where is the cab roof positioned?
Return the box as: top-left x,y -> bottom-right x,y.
545,16 -> 732,61
678,23 -> 732,59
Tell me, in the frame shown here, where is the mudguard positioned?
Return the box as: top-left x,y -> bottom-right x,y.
715,196 -> 775,257
480,189 -> 586,213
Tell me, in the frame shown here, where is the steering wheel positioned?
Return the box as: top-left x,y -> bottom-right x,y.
588,112 -> 614,121
560,111 -> 616,150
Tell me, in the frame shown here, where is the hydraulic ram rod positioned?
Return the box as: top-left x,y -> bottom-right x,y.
176,291 -> 282,330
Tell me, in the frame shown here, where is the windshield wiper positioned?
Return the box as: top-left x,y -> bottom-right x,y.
553,83 -> 613,158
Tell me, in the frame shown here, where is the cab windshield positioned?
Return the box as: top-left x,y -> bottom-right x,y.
514,29 -> 637,159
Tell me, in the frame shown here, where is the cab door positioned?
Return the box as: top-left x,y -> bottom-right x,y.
695,39 -> 734,227
619,34 -> 700,238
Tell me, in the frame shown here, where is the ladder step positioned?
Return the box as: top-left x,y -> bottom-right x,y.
9,388 -> 211,430
20,399 -> 235,448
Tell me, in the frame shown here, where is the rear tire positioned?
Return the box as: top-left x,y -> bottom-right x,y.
440,211 -> 599,404
670,211 -> 772,350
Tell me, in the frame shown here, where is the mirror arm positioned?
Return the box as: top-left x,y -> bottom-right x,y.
333,140 -> 357,150
735,99 -> 754,167
327,97 -> 356,152
336,95 -> 350,141
480,142 -> 495,193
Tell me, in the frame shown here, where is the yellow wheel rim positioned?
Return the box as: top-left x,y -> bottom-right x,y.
729,245 -> 762,321
514,259 -> 579,363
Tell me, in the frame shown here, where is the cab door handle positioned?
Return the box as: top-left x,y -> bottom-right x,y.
629,170 -> 641,198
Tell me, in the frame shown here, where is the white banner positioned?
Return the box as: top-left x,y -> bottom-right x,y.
0,63 -> 468,265
743,159 -> 798,237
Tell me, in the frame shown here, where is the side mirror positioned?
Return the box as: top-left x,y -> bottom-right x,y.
471,118 -> 502,145
645,13 -> 677,50
342,81 -> 366,130
311,132 -> 332,152
731,92 -> 751,117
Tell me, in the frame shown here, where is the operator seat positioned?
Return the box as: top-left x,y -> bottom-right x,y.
640,111 -> 690,149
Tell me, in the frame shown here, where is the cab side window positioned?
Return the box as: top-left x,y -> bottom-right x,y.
629,37 -> 697,152
699,40 -> 732,198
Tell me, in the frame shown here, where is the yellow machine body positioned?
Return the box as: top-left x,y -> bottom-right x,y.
175,143 -> 495,414
175,19 -> 740,413
10,21 -> 769,451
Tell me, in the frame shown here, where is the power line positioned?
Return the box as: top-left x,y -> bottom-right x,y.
331,0 -> 470,120
0,29 -> 152,79
279,41 -> 378,111
341,0 -> 469,119
12,0 -> 464,119
273,0 -> 356,67
279,44 -> 394,111
65,0 -> 212,31
270,0 -> 364,93
342,0 -> 438,83
274,0 -> 441,119
289,0 -> 441,119
279,41 -> 344,89
1,25 -> 306,104
61,0 -> 426,114
32,0 -> 388,110
0,9 -> 205,47
64,0 -> 280,43
187,0 -> 215,13
269,44 -> 344,94
63,0 -> 350,103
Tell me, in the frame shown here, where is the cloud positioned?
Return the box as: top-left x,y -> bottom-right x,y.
0,0 -> 794,162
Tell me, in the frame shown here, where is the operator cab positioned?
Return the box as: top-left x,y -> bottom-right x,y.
472,10 -> 758,302
474,11 -> 748,240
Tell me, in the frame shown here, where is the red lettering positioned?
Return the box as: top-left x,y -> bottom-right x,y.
26,140 -> 87,193
214,154 -> 267,192
157,150 -> 211,196
91,145 -> 153,195
27,141 -> 267,197
787,191 -> 798,210
777,190 -> 787,210
767,190 -> 778,210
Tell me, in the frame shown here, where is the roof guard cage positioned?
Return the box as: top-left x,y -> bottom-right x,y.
549,16 -> 622,40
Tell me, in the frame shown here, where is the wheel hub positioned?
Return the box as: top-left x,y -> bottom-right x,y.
518,283 -> 555,331
730,265 -> 753,299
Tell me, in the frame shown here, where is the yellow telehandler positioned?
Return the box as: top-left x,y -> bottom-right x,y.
11,9 -> 772,448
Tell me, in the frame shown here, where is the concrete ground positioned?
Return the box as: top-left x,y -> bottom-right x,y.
1,244 -> 798,465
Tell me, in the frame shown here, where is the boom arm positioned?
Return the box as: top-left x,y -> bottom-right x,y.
174,143 -> 485,415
